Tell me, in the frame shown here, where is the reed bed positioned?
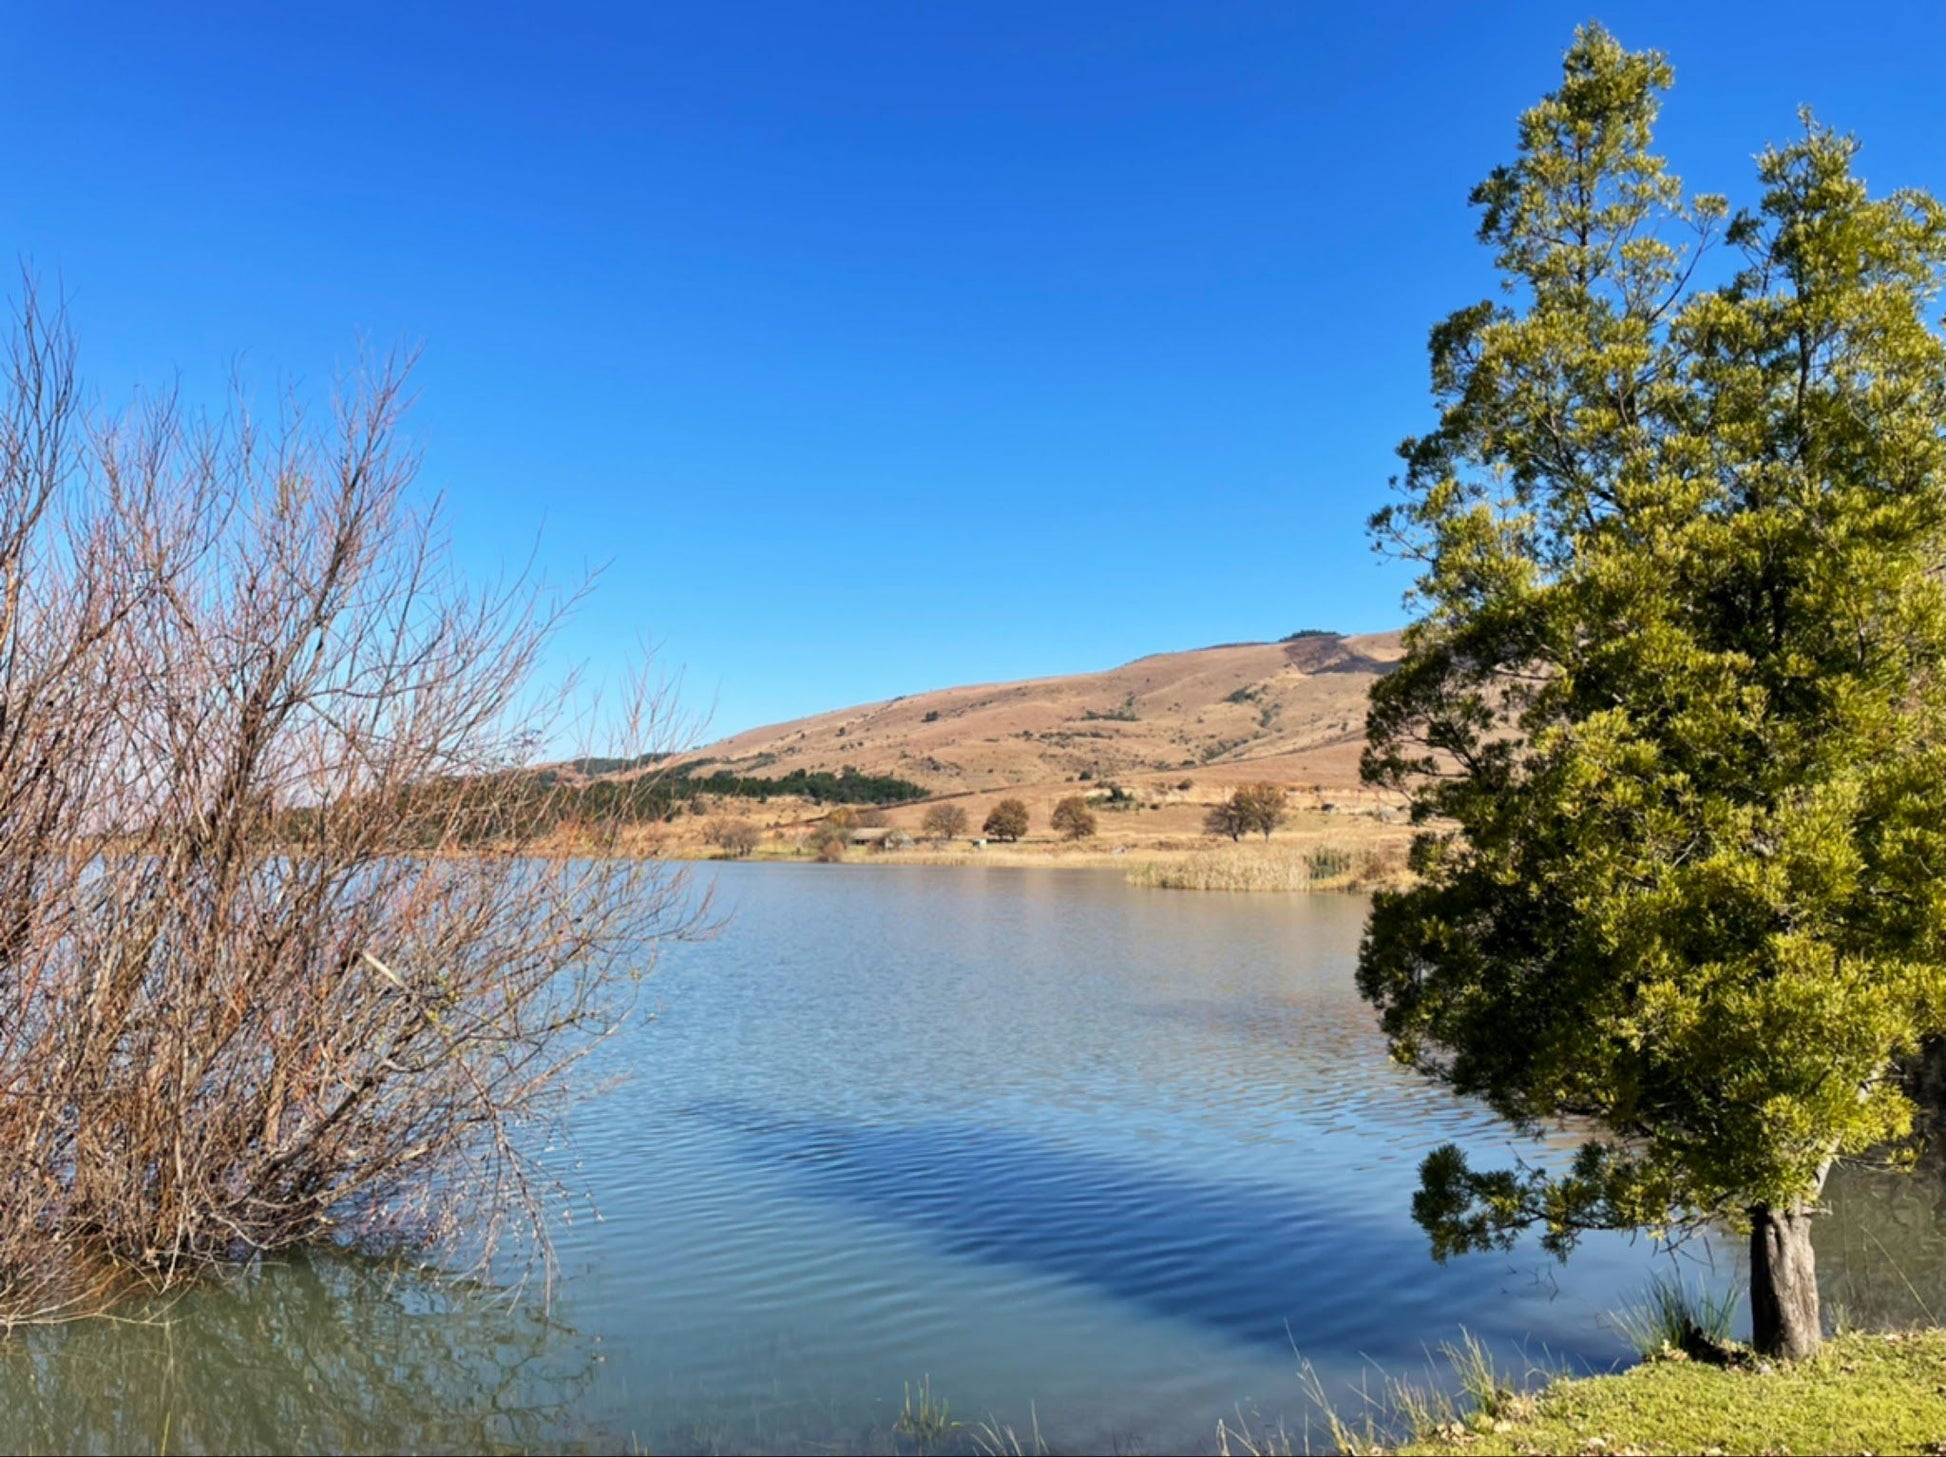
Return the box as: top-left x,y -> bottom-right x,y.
1126,842 -> 1390,892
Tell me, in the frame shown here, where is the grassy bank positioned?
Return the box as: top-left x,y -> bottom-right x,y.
885,1331 -> 1946,1455
1371,1329 -> 1946,1457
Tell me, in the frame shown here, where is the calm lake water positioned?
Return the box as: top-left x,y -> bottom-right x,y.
6,863 -> 1943,1453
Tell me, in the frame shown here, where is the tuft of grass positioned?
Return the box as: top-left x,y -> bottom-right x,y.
1215,1406 -> 1297,1455
1294,1356 -> 1443,1455
1610,1269 -> 1741,1362
894,1374 -> 962,1452
1288,1334 -> 1556,1455
1438,1330 -> 1522,1421
971,1404 -> 1049,1456
1392,1327 -> 1946,1456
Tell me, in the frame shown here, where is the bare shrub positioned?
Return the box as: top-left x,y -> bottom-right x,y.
0,285 -> 698,1322
920,803 -> 968,842
1351,843 -> 1407,886
706,817 -> 762,858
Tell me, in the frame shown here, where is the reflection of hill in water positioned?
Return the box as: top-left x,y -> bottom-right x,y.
0,1251 -> 606,1455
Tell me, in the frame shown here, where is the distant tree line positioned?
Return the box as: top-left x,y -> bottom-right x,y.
277,763 -> 930,849
564,752 -> 672,776
676,765 -> 929,806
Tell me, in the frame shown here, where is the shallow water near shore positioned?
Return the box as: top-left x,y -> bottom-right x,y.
4,863 -> 1941,1453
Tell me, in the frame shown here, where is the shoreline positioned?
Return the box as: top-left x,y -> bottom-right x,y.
651,834 -> 1412,891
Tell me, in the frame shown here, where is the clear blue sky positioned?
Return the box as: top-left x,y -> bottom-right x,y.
6,3 -> 1943,739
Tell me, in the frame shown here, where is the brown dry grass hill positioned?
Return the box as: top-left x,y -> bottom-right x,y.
672,630 -> 1405,835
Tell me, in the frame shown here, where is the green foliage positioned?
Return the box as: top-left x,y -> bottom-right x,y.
686,765 -> 928,805
1362,24 -> 1946,1267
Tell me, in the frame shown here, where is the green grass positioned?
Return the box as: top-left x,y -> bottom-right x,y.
1608,1269 -> 1741,1361
893,1374 -> 962,1452
1390,1329 -> 1946,1456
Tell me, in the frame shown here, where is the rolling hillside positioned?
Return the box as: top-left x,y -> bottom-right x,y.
681,629 -> 1403,806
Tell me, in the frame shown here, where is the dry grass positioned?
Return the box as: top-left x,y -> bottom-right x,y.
684,634 -> 1403,801
1126,842 -> 1405,892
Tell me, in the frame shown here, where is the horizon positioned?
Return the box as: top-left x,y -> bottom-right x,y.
9,2 -> 1945,740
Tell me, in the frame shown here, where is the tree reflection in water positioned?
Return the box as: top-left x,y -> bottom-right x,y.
1820,1062 -> 1946,1332
0,1250 -> 606,1454
1822,1157 -> 1946,1330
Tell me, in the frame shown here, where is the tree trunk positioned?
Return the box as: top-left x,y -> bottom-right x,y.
1749,1202 -> 1820,1361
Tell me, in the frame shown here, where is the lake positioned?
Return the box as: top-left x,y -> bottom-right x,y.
4,863 -> 1941,1454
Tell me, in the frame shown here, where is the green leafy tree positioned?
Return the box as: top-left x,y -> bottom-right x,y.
1050,795 -> 1098,840
983,798 -> 1029,842
1360,24 -> 1946,1361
